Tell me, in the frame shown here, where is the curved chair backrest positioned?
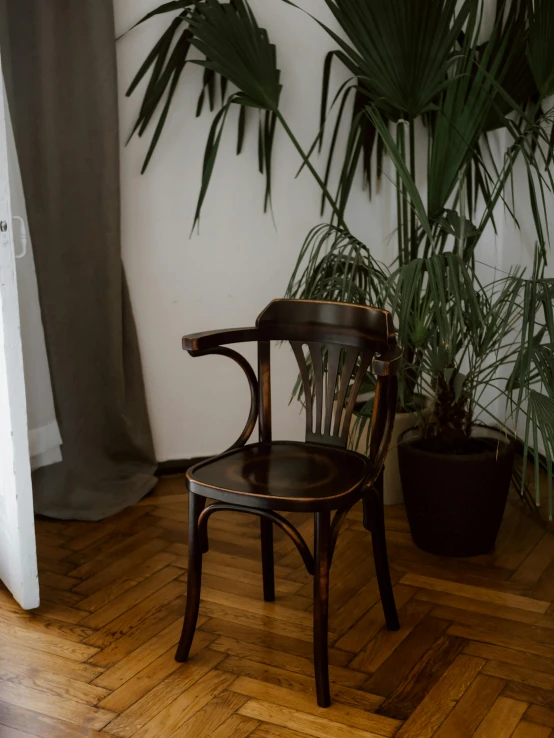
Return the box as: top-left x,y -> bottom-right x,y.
255,299 -> 399,450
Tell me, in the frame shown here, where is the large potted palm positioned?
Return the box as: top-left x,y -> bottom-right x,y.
125,0 -> 554,539
392,252 -> 553,555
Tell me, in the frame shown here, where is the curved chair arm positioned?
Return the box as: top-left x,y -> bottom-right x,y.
185,346 -> 259,451
183,327 -> 259,352
372,345 -> 403,377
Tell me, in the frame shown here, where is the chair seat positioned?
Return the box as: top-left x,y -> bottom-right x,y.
186,441 -> 373,512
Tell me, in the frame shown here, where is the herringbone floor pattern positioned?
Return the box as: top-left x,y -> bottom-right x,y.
0,475 -> 554,737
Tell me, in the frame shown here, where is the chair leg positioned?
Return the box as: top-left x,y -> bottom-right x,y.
366,473 -> 400,632
175,492 -> 205,662
260,517 -> 275,602
313,510 -> 331,708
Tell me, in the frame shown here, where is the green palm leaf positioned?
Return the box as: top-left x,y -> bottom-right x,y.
318,0 -> 473,121
528,0 -> 554,99
183,0 -> 282,228
427,12 -> 514,219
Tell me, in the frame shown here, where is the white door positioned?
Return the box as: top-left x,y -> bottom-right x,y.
0,53 -> 39,610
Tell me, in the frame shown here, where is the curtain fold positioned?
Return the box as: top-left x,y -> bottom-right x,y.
0,0 -> 157,520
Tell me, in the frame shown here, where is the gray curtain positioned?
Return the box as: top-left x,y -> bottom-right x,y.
0,0 -> 158,520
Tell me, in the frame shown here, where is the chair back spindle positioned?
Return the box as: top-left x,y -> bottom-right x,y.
255,299 -> 399,454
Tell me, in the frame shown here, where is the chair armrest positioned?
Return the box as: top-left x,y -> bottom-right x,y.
372,345 -> 403,376
182,327 -> 259,352
181,334 -> 260,450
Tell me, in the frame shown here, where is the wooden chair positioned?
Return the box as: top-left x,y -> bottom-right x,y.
176,299 -> 402,707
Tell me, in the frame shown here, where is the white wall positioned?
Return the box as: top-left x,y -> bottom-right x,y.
114,0 -> 394,460
115,1 -> 551,461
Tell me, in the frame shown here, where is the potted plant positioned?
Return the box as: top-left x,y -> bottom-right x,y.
393,252 -> 553,555
125,0 -> 554,536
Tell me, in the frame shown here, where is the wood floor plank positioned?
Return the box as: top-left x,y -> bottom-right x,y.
218,656 -> 384,712
126,669 -> 235,738
510,535 -> 554,586
348,599 -> 432,673
472,696 -> 528,737
526,706 -> 554,729
0,699 -> 105,738
240,699 -> 388,738
448,623 -> 554,660
432,674 -> 506,737
198,601 -> 317,643
87,595 -> 188,669
330,578 -> 382,637
197,588 -> 313,628
83,575 -> 183,648
76,551 -> 177,614
0,725 -> 34,737
0,680 -> 116,731
481,661 -> 554,692
531,558 -> 554,603
207,714 -> 260,738
99,648 -> 225,737
252,725 -> 310,738
97,629 -> 216,713
92,617 -> 184,690
0,623 -> 99,663
0,640 -> 104,683
211,636 -> 368,688
199,617 -> 352,668
0,609 -> 94,643
165,690 -> 249,738
65,507 -> 151,554
229,677 -> 401,736
400,573 -> 550,613
377,634 -> 466,720
333,585 -> 415,653
202,561 -> 301,595
66,526 -> 158,575
464,642 -> 554,676
415,588 -> 554,630
79,564 -> 182,630
395,655 -> 485,738
0,658 -> 109,707
503,683 -> 554,710
511,722 -> 552,737
363,616 -> 451,699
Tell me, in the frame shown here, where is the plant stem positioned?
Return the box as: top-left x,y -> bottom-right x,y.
396,123 -> 404,266
276,111 -> 345,228
409,118 -> 417,261
398,123 -> 409,266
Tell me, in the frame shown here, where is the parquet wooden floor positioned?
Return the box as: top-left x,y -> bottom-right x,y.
1,475 -> 554,737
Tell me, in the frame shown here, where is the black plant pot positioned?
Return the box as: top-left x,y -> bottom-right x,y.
398,427 -> 515,557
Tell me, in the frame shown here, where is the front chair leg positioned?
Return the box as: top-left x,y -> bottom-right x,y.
313,510 -> 331,708
365,473 -> 400,632
175,492 -> 206,662
260,517 -> 275,602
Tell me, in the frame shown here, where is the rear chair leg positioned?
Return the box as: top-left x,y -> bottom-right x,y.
261,517 -> 275,602
175,492 -> 205,662
313,511 -> 331,708
364,472 -> 400,632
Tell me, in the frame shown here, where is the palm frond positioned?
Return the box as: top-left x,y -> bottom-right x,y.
320,0 -> 472,121
185,0 -> 283,228
286,224 -> 389,306
528,0 -> 554,100
427,12 -> 514,219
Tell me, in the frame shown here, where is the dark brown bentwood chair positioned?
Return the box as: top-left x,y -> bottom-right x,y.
175,299 -> 402,707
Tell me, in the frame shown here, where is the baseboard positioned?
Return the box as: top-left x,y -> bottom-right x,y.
155,457 -> 208,477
